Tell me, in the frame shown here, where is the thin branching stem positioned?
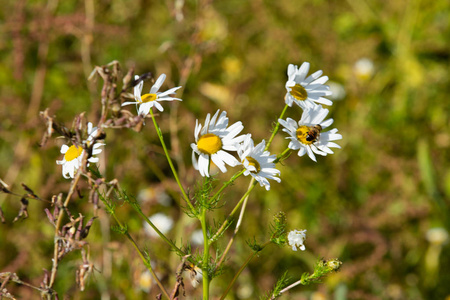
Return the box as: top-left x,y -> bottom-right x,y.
48,159 -> 83,288
210,180 -> 257,243
274,147 -> 292,163
109,210 -> 171,299
275,280 -> 303,298
220,241 -> 271,300
149,110 -> 195,212
265,104 -> 289,150
215,178 -> 256,269
200,206 -> 210,300
209,169 -> 245,204
132,202 -> 186,256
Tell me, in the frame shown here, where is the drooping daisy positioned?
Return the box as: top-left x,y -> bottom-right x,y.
187,264 -> 203,288
288,229 -> 307,251
279,105 -> 342,162
122,74 -> 182,116
285,62 -> 332,109
56,122 -> 104,179
191,110 -> 245,177
237,135 -> 281,191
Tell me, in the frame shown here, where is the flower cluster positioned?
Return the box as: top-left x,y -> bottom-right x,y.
288,229 -> 307,251
190,61 -> 342,189
57,73 -> 182,178
280,62 -> 342,162
191,110 -> 281,190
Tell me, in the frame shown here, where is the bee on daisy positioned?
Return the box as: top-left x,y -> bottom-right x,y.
279,105 -> 342,162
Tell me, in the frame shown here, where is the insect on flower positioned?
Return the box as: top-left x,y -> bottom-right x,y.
306,124 -> 322,143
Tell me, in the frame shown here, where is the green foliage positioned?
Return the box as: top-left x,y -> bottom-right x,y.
261,271 -> 291,300
111,224 -> 128,235
299,258 -> 342,286
246,237 -> 264,252
270,211 -> 288,246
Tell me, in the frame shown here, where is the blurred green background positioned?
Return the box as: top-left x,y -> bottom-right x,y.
1,0 -> 449,299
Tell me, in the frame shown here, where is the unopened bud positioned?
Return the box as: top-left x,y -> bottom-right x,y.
326,259 -> 342,271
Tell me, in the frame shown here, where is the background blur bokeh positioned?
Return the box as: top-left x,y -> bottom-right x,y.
1,0 -> 449,299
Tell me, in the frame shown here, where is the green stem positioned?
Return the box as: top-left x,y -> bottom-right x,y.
215,178 -> 256,269
209,170 -> 245,204
200,206 -> 210,299
149,110 -> 195,212
132,203 -> 186,256
110,212 -> 170,299
274,147 -> 292,163
210,180 -> 257,243
265,104 -> 289,150
220,241 -> 271,300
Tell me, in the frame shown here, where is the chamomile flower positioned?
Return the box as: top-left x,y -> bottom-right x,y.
138,270 -> 153,293
328,81 -> 346,101
288,229 -> 307,251
279,105 -> 342,162
191,110 -> 245,177
144,213 -> 174,238
426,227 -> 449,246
56,122 -> 103,179
354,58 -> 375,81
237,135 -> 281,191
122,74 -> 182,116
285,62 -> 332,109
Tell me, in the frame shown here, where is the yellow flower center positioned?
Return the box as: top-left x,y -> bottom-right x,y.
197,133 -> 222,155
141,93 -> 157,103
64,145 -> 83,161
245,156 -> 261,173
290,84 -> 308,101
296,125 -> 316,145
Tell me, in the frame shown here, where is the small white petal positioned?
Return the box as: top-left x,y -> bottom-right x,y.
150,74 -> 166,94
60,144 -> 69,154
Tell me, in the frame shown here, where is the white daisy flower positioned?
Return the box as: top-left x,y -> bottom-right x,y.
354,58 -> 375,81
191,110 -> 245,177
138,270 -> 153,293
56,122 -> 104,179
237,135 -> 281,191
426,228 -> 449,246
285,62 -> 332,109
122,74 -> 182,116
328,81 -> 346,101
144,213 -> 174,238
288,229 -> 307,251
279,105 -> 342,162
